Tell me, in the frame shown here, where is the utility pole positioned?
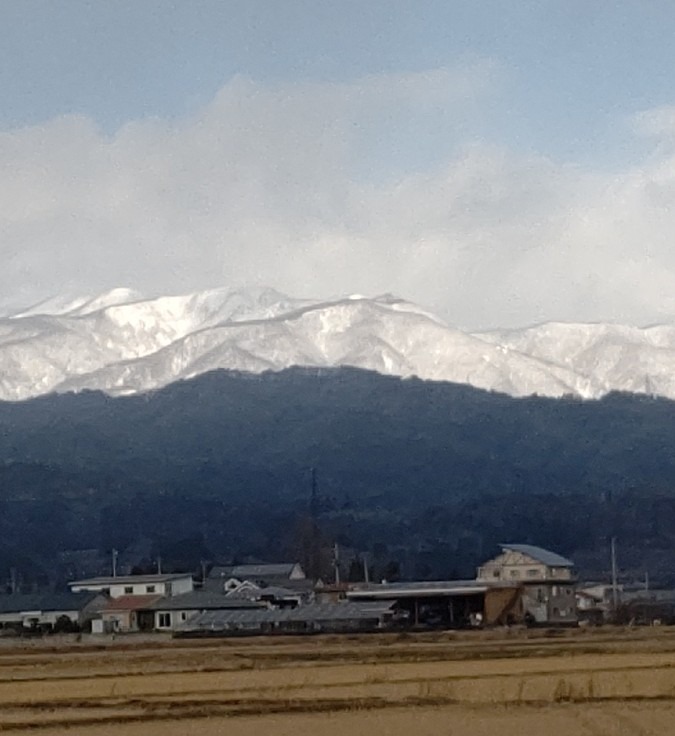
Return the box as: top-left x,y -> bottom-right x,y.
157,556 -> 162,575
112,549 -> 118,578
309,467 -> 320,580
363,553 -> 370,584
310,467 -> 319,520
610,537 -> 619,613
645,571 -> 650,593
333,542 -> 340,585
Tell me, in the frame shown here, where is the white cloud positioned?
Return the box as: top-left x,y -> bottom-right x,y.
633,105 -> 675,140
2,66 -> 675,328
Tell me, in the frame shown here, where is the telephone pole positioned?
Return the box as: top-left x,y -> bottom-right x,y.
610,537 -> 619,613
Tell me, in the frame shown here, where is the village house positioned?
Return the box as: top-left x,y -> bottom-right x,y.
147,591 -> 266,631
69,573 -> 195,633
476,543 -> 577,625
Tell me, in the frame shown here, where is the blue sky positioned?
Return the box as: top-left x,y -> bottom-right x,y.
2,1 -> 675,327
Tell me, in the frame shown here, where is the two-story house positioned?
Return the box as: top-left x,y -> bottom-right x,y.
477,543 -> 577,625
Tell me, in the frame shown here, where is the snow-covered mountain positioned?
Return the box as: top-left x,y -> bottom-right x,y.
1,286 -> 674,401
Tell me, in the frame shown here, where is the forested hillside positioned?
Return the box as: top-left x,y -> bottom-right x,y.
1,367 -> 674,586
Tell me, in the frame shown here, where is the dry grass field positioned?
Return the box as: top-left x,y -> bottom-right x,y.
0,627 -> 674,734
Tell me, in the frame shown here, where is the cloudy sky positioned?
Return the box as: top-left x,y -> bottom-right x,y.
2,1 -> 675,328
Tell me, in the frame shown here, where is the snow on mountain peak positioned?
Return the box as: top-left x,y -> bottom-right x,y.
1,286 -> 675,401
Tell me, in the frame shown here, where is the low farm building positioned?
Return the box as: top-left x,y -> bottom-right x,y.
347,580 -> 521,627
0,592 -> 103,631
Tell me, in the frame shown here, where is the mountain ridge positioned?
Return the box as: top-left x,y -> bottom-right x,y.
2,286 -> 675,401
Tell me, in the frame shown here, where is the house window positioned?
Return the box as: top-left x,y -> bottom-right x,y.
180,612 -> 188,621
124,586 -> 133,594
527,569 -> 538,577
146,585 -> 156,593
492,570 -> 500,578
509,569 -> 519,578
157,613 -> 171,628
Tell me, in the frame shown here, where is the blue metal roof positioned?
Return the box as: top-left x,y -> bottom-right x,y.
500,544 -> 573,567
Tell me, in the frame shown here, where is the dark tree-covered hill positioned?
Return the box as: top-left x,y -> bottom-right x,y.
1,367 -> 674,585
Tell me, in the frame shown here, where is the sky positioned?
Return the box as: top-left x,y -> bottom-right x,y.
2,1 -> 675,328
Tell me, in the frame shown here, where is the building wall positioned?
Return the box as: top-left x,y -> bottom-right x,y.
154,609 -> 195,630
0,609 -> 80,628
483,587 -> 523,625
108,582 -> 167,597
72,576 -> 194,598
522,583 -> 577,624
101,610 -> 133,632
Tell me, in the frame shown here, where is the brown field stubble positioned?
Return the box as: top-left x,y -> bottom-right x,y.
0,627 -> 674,734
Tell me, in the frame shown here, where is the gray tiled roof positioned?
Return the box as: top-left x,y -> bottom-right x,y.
500,544 -> 574,567
0,592 -> 98,614
208,563 -> 300,580
181,601 -> 394,629
146,591 -> 265,611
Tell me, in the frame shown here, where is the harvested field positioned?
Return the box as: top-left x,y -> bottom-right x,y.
0,627 -> 674,734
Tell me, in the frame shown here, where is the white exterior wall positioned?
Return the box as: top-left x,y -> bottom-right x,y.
154,609 -> 197,630
109,581 -> 167,597
170,577 -> 194,596
477,551 -> 572,582
71,576 -> 194,598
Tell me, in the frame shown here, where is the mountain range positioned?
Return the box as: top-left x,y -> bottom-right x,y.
2,286 -> 675,401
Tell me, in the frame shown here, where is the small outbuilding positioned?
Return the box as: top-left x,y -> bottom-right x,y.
0,592 -> 104,632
